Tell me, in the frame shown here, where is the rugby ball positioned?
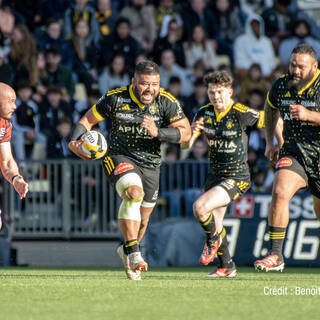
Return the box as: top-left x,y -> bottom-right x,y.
80,131 -> 108,160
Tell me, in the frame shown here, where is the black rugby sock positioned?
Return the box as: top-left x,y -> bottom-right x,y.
125,239 -> 139,255
269,226 -> 286,259
217,228 -> 234,268
198,213 -> 218,243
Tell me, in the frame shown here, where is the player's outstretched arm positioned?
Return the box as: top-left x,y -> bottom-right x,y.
68,109 -> 100,160
181,117 -> 204,149
0,143 -> 28,199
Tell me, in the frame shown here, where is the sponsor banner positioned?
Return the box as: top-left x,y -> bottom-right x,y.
225,192 -> 320,266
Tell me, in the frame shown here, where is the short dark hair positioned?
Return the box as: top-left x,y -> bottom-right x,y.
46,46 -> 61,56
292,43 -> 317,60
134,60 -> 160,76
47,85 -> 62,95
203,70 -> 233,88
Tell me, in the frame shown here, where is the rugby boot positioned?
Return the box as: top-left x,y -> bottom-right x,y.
199,236 -> 222,265
117,245 -> 141,280
254,254 -> 285,272
207,262 -> 237,278
128,251 -> 148,272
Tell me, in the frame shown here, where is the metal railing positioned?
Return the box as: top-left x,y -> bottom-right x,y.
3,159 -> 209,239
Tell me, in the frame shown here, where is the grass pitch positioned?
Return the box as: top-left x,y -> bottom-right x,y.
0,267 -> 319,320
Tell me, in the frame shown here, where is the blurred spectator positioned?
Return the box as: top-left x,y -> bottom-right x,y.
278,19 -> 320,67
159,49 -> 193,97
246,88 -> 265,111
238,63 -> 269,102
234,15 -> 276,80
7,0 -> 42,30
95,0 -> 118,37
189,59 -> 207,83
211,0 -> 244,64
69,18 -> 99,93
98,54 -> 130,94
120,0 -> 157,53
47,117 -> 75,159
11,81 -> 46,160
183,24 -> 217,71
154,0 -> 182,37
167,76 -> 183,101
39,86 -> 73,138
74,88 -> 110,134
183,77 -> 209,122
32,51 -> 49,104
9,24 -> 38,87
261,0 -> 296,52
99,17 -> 142,71
180,0 -> 218,41
35,18 -> 73,68
152,18 -> 185,67
40,0 -> 70,21
0,7 -> 14,58
239,0 -> 273,16
46,46 -> 75,101
64,0 -> 101,45
0,49 -> 13,85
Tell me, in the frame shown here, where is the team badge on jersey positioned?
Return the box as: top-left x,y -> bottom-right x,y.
149,104 -> 157,115
226,120 -> 234,129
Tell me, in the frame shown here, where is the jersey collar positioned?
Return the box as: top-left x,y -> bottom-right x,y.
129,84 -> 145,108
214,99 -> 234,122
297,69 -> 320,95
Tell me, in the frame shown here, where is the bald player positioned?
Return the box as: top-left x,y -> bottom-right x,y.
0,82 -> 28,230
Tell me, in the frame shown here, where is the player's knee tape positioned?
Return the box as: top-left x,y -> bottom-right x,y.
116,173 -> 143,221
214,186 -> 231,205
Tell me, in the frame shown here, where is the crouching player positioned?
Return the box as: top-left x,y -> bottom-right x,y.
69,61 -> 191,280
182,71 -> 282,277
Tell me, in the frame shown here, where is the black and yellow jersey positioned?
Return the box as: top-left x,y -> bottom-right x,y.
92,85 -> 185,168
194,100 -> 264,180
267,70 -> 320,178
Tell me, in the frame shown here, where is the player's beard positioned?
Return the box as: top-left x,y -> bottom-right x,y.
288,70 -> 315,91
133,86 -> 158,105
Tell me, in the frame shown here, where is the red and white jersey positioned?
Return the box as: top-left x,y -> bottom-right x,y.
0,118 -> 12,144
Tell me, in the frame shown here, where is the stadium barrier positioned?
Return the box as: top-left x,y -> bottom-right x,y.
2,159 -> 209,239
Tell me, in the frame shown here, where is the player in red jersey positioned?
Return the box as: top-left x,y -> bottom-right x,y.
0,82 -> 28,230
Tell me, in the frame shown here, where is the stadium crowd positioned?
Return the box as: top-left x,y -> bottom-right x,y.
1,0 -> 320,204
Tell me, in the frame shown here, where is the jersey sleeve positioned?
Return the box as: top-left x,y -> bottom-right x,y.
192,107 -> 205,123
162,95 -> 186,127
234,103 -> 264,128
0,122 -> 12,143
92,92 -> 117,120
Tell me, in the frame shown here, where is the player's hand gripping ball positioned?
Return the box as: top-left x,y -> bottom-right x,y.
80,131 -> 108,160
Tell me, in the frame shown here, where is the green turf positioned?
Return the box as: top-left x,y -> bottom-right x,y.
0,267 -> 319,320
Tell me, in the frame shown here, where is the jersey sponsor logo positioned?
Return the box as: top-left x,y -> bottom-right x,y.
232,195 -> 254,218
301,101 -> 316,107
0,128 -> 6,140
222,131 -> 237,136
118,125 -> 147,135
204,128 -> 215,135
283,113 -> 294,120
116,113 -> 135,120
208,139 -> 237,152
276,157 -> 293,168
114,163 -> 134,175
221,179 -> 236,190
152,189 -> 159,200
281,99 -> 296,105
